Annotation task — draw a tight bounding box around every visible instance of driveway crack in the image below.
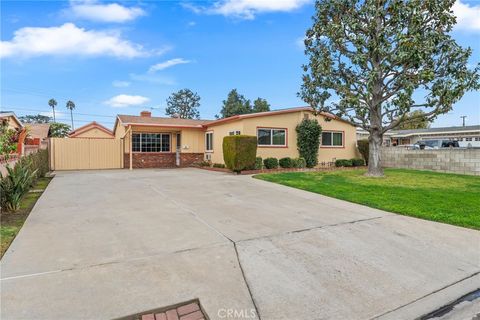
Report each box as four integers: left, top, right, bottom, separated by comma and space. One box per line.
149, 184, 262, 319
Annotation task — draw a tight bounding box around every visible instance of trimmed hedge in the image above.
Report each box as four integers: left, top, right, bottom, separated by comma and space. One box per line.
335, 159, 353, 167
254, 157, 263, 170
223, 135, 257, 173
279, 157, 294, 168
293, 157, 306, 168
296, 119, 322, 168
357, 139, 369, 165
263, 157, 279, 169
351, 158, 365, 166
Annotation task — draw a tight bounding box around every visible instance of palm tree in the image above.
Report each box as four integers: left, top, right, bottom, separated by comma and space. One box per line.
48, 98, 57, 122
66, 100, 76, 129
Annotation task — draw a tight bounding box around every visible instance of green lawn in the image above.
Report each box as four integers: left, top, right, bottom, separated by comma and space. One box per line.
1, 177, 52, 258
254, 169, 480, 230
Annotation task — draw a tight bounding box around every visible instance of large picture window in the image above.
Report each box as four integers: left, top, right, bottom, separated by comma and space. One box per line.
132, 133, 170, 152
321, 131, 343, 147
205, 132, 213, 151
257, 128, 286, 146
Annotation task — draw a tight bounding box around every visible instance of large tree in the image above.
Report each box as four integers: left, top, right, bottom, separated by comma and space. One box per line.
252, 98, 271, 113
165, 89, 201, 119
396, 110, 431, 130
49, 122, 71, 138
65, 100, 76, 129
48, 98, 57, 122
218, 89, 252, 118
300, 0, 479, 176
19, 114, 52, 124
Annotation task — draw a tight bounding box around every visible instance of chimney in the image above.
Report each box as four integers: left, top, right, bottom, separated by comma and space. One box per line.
140, 110, 151, 117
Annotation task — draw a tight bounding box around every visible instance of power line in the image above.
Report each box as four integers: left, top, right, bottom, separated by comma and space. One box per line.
2, 106, 117, 119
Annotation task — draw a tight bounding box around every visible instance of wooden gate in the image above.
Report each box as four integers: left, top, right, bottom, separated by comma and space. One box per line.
49, 138, 123, 170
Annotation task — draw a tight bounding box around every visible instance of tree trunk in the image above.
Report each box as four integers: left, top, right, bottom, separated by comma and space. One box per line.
366, 130, 384, 177
70, 110, 74, 129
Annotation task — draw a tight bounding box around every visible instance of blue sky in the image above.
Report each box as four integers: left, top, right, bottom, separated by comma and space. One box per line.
1, 0, 479, 130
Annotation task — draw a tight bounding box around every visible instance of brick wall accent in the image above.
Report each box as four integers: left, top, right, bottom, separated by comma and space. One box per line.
381, 148, 480, 176
124, 153, 204, 168
180, 153, 204, 166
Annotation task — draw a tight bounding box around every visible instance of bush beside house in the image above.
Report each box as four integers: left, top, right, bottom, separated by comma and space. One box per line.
222, 135, 257, 173
296, 119, 322, 168
263, 157, 279, 169
335, 158, 365, 167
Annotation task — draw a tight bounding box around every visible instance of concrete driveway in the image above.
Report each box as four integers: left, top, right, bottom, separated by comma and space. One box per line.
1, 168, 479, 319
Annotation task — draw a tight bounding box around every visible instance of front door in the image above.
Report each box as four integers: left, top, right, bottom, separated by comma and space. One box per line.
176, 133, 181, 166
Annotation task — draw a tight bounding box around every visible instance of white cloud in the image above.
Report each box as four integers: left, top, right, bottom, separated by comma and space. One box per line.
453, 0, 480, 31
104, 94, 150, 108
112, 80, 130, 87
184, 0, 310, 19
0, 23, 149, 59
69, 0, 145, 23
148, 58, 191, 73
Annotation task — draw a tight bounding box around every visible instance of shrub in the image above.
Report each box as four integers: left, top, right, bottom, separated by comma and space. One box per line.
357, 139, 369, 165
263, 157, 279, 169
292, 157, 307, 168
254, 157, 263, 170
223, 135, 257, 173
198, 160, 211, 167
0, 160, 37, 212
279, 157, 294, 168
213, 163, 226, 168
351, 158, 365, 166
16, 149, 49, 182
335, 159, 353, 167
296, 119, 322, 168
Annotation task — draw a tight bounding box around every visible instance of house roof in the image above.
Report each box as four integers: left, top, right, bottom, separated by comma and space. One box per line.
0, 111, 23, 129
116, 114, 214, 129
390, 125, 480, 136
115, 106, 353, 133
69, 121, 114, 138
357, 125, 480, 138
205, 106, 351, 127
24, 123, 51, 139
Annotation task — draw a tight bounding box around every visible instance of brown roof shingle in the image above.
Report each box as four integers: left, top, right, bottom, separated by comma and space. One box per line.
24, 123, 50, 139
117, 115, 213, 128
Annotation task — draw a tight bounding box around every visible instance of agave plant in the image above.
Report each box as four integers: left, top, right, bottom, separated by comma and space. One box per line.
0, 161, 37, 212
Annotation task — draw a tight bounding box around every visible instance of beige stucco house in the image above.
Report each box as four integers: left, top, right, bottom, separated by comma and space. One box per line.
113, 107, 358, 169
69, 121, 114, 139
0, 111, 23, 131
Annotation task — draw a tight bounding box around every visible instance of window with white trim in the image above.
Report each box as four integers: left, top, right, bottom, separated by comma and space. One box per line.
257, 128, 286, 146
321, 131, 343, 147
205, 132, 213, 151
132, 133, 170, 152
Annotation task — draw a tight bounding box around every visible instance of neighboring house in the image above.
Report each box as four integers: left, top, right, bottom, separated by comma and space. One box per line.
357, 125, 480, 148
114, 107, 358, 168
0, 111, 23, 131
23, 123, 51, 149
69, 121, 114, 139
